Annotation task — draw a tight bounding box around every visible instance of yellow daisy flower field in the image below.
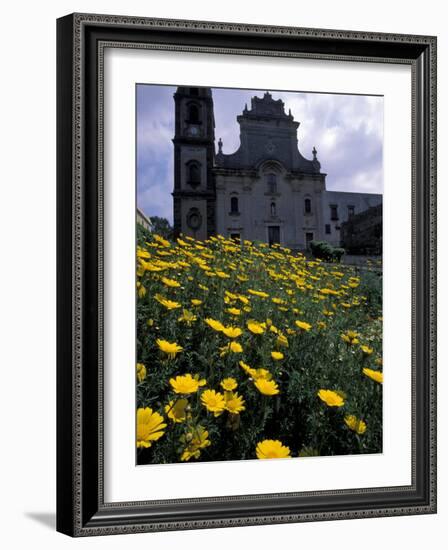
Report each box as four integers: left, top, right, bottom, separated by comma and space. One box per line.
136, 228, 383, 464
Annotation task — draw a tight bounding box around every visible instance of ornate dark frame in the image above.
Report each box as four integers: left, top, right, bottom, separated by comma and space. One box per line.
56, 13, 437, 537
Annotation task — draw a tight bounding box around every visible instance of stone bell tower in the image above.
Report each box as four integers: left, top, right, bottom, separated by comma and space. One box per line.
172, 86, 216, 240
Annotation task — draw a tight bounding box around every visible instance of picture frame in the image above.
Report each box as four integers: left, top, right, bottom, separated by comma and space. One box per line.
56, 12, 437, 536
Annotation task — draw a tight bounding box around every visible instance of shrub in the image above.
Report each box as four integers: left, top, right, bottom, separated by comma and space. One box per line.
309, 240, 345, 262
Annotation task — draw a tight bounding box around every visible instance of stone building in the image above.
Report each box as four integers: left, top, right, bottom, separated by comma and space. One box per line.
136, 207, 153, 231
172, 86, 382, 249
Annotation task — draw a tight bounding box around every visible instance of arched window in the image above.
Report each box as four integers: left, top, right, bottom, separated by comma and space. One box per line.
187, 161, 201, 186
304, 198, 312, 214
267, 174, 277, 194
230, 196, 239, 214
188, 104, 200, 123
270, 202, 276, 216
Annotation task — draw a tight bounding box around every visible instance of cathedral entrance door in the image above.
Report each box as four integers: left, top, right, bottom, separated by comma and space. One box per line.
268, 226, 280, 246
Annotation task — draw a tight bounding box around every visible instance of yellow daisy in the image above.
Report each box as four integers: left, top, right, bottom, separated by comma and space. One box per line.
201, 389, 226, 416
220, 377, 238, 391
205, 318, 225, 332
224, 392, 246, 414
363, 368, 383, 384
221, 326, 243, 338
136, 408, 166, 448
256, 439, 291, 459
317, 389, 345, 407
165, 398, 189, 423
295, 320, 312, 331
136, 362, 146, 383
154, 293, 181, 310
247, 320, 266, 335
156, 339, 183, 359
161, 276, 181, 288
341, 330, 360, 345
254, 378, 280, 396
360, 345, 374, 355
169, 374, 206, 394
344, 415, 367, 434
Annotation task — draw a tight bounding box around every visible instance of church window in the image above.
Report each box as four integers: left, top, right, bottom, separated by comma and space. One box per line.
187, 104, 200, 123
187, 161, 201, 187
267, 174, 277, 194
270, 202, 277, 216
330, 204, 339, 221
304, 198, 312, 214
325, 224, 331, 234
230, 196, 239, 214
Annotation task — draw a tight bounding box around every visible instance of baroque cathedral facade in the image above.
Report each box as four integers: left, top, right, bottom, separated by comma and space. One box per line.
172, 86, 382, 249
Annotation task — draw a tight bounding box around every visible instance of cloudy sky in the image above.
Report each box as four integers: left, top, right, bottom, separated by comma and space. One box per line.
137, 85, 383, 223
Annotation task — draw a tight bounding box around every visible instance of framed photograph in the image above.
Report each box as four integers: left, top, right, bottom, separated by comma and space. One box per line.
56, 13, 437, 536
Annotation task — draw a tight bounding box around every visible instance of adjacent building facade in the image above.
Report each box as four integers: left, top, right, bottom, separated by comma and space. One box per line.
137, 207, 153, 232
172, 86, 382, 249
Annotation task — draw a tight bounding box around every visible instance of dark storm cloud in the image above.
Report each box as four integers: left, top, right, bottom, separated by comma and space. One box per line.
137, 85, 383, 222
